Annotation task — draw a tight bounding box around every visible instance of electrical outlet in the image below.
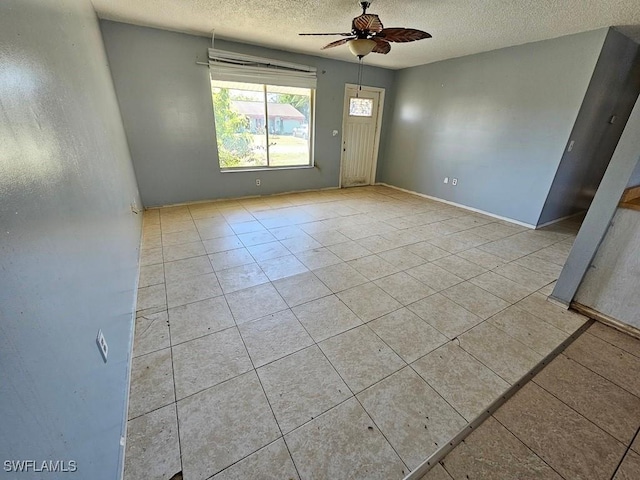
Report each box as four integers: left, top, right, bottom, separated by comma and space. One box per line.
256, 179, 261, 186
568, 140, 575, 152
96, 329, 108, 363
444, 177, 449, 184
452, 178, 458, 186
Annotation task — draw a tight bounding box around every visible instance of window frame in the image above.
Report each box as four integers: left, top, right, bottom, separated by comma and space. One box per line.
211, 80, 316, 172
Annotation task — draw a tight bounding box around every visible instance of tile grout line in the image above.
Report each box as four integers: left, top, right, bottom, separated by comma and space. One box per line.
271, 286, 415, 475
226, 284, 305, 480
559, 338, 640, 401
583, 329, 640, 360
609, 426, 640, 479
160, 210, 184, 478
402, 318, 594, 480
479, 416, 569, 480
338, 308, 480, 437
303, 321, 413, 475
529, 368, 636, 445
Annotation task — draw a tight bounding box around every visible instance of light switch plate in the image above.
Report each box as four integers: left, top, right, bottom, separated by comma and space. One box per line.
96, 329, 108, 363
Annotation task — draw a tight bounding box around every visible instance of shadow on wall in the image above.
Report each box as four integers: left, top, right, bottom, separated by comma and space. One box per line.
538, 28, 640, 226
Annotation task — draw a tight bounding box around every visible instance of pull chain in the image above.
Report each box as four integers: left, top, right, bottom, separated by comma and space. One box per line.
356, 57, 364, 97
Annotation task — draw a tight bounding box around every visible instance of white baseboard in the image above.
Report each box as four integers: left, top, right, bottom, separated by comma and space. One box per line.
376, 183, 537, 229
535, 210, 587, 228
146, 186, 341, 210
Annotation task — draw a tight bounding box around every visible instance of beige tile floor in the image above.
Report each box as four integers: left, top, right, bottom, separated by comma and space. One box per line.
423, 322, 640, 480
127, 185, 589, 480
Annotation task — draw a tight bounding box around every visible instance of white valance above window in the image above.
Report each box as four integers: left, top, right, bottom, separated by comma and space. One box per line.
208, 48, 317, 89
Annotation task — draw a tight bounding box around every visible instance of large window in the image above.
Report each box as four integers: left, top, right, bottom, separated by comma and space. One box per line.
211, 80, 314, 170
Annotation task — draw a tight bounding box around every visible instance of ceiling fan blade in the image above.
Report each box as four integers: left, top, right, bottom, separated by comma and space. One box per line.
353, 14, 384, 33
377, 28, 432, 42
372, 38, 391, 54
299, 32, 354, 36
321, 38, 355, 50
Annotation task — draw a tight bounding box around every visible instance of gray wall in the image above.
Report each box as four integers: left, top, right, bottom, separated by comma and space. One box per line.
538, 29, 640, 225
378, 29, 608, 226
100, 21, 396, 207
553, 96, 640, 305
0, 1, 141, 478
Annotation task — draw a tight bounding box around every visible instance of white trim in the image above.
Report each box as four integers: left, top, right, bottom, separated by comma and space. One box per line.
220, 165, 316, 173
535, 210, 587, 228
340, 84, 385, 188
208, 48, 316, 74
376, 183, 537, 229
208, 48, 317, 89
120, 219, 144, 480
145, 186, 341, 210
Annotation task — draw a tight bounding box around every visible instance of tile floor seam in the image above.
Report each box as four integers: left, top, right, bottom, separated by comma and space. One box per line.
585, 330, 640, 360
609, 427, 640, 480
543, 350, 640, 401
530, 369, 640, 445
482, 306, 568, 355
282, 302, 359, 398
404, 304, 485, 349
399, 317, 593, 480
364, 311, 445, 372
126, 398, 177, 423
282, 308, 362, 351
350, 394, 412, 476
488, 264, 557, 291
168, 323, 238, 348
505, 298, 579, 333
225, 291, 291, 326
201, 437, 290, 480
450, 332, 525, 386
489, 342, 630, 477
232, 302, 344, 458
558, 348, 640, 401
161, 239, 184, 478
279, 394, 356, 437
438, 285, 513, 320
167, 338, 251, 397
217, 291, 304, 480
484, 414, 570, 480
405, 358, 476, 425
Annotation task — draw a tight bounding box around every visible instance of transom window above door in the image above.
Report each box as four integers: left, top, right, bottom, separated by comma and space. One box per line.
349, 97, 374, 117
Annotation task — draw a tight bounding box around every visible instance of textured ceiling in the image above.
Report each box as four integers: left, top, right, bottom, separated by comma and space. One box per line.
92, 0, 640, 69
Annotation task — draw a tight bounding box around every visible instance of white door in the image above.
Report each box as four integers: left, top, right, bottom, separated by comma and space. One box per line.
340, 85, 384, 187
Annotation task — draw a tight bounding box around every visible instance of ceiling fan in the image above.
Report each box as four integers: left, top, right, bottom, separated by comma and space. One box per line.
299, 1, 432, 58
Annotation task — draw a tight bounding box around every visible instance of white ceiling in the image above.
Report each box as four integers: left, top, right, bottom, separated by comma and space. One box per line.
92, 0, 640, 69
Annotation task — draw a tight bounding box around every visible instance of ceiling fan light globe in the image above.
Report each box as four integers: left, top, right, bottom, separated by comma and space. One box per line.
348, 39, 376, 57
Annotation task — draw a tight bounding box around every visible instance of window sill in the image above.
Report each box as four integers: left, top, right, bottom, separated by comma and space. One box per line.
220, 165, 316, 173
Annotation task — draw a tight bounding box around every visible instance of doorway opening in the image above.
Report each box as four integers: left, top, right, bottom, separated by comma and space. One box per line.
340, 84, 385, 187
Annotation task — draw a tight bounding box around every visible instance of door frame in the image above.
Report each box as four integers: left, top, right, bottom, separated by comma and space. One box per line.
339, 84, 386, 188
